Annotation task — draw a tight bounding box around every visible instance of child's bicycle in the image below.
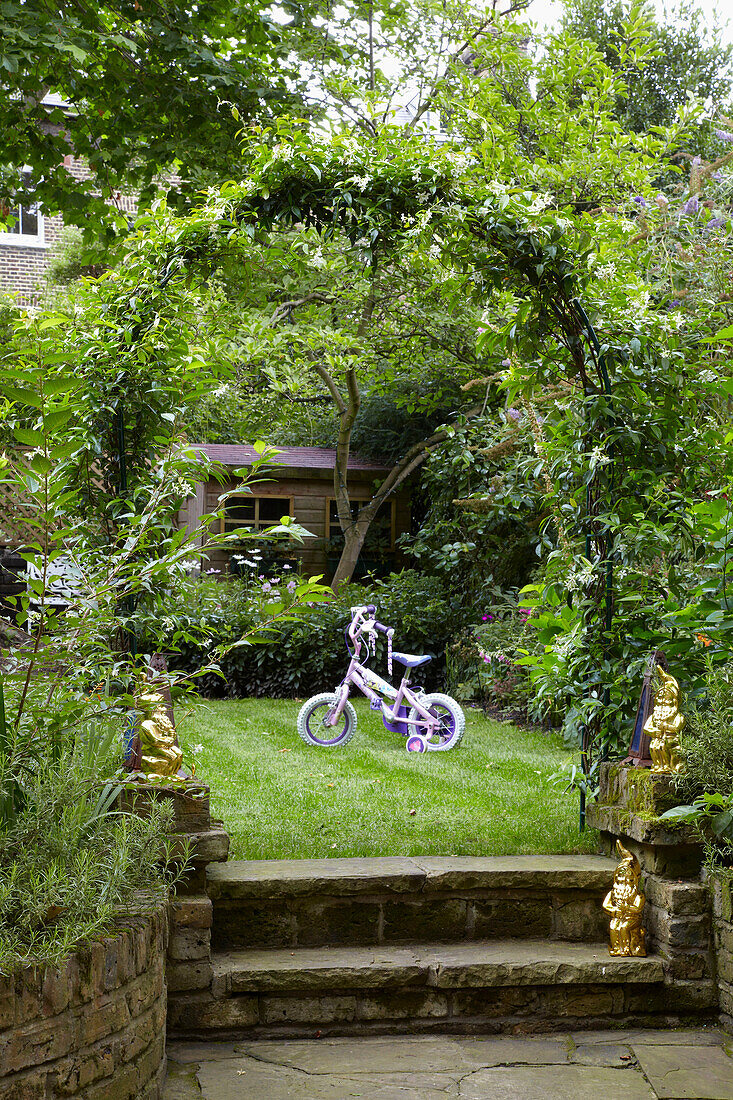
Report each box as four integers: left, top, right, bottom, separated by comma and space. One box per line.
297, 604, 465, 752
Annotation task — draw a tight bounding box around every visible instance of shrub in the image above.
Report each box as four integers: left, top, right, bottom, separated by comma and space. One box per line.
677, 661, 733, 803
447, 590, 539, 715
164, 569, 464, 697
0, 717, 175, 971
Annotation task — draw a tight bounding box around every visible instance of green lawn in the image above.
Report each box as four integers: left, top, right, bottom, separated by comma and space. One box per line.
177, 698, 597, 860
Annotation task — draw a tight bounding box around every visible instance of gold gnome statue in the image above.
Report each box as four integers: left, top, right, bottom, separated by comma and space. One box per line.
603, 841, 647, 957
137, 690, 183, 778
643, 666, 685, 775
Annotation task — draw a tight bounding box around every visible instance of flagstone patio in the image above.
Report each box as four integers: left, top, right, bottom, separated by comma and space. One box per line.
164, 1027, 733, 1099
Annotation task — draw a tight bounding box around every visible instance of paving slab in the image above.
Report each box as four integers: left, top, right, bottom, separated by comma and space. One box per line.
412, 855, 615, 892
571, 1027, 725, 1045
213, 939, 663, 996
232, 1035, 570, 1074
168, 1040, 244, 1063
425, 939, 663, 988
459, 1065, 656, 1099
206, 855, 618, 900
164, 1061, 207, 1099
221, 945, 426, 993
632, 1042, 733, 1099
196, 1058, 457, 1098
567, 1041, 635, 1066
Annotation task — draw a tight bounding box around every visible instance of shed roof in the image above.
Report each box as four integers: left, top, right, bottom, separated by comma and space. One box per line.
194, 444, 391, 472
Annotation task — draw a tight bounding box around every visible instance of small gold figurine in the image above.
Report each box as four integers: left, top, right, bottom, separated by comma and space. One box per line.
643, 667, 685, 774
603, 841, 647, 957
137, 690, 183, 778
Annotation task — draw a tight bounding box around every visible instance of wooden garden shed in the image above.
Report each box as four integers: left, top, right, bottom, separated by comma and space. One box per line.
181, 444, 412, 582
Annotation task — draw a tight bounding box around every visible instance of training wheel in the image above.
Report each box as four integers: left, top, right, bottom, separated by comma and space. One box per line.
406, 734, 428, 753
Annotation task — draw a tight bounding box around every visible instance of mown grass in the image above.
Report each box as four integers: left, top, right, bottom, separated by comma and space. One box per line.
177, 698, 597, 860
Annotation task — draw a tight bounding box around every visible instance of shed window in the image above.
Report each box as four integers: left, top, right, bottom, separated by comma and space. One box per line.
222, 495, 292, 533
327, 498, 395, 550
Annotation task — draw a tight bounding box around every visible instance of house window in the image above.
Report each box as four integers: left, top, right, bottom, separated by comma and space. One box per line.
221, 495, 293, 533
0, 171, 45, 248
327, 498, 396, 551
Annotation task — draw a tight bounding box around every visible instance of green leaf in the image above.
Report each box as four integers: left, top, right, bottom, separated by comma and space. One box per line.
3, 385, 41, 408
13, 427, 44, 446
29, 454, 52, 477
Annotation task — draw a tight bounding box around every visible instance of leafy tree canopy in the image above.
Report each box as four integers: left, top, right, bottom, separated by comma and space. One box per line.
561, 0, 733, 138
0, 0, 327, 236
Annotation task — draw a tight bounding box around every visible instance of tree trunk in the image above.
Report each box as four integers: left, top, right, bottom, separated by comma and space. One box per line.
329, 412, 480, 591
331, 515, 372, 592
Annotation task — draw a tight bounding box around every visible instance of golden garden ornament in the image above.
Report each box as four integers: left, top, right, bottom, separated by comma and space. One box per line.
644, 667, 685, 775
603, 841, 647, 957
136, 690, 184, 778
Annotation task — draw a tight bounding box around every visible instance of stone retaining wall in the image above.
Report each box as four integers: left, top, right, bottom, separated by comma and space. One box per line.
707, 871, 733, 1032
589, 763, 718, 1018
0, 899, 168, 1100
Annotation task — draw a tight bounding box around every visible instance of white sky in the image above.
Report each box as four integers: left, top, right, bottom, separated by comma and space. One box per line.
527, 0, 733, 44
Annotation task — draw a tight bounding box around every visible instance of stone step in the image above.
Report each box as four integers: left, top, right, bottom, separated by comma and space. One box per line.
207, 855, 617, 949
217, 939, 664, 992
167, 939, 679, 1040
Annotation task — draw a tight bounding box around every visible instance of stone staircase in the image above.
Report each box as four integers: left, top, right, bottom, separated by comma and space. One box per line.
164, 854, 710, 1040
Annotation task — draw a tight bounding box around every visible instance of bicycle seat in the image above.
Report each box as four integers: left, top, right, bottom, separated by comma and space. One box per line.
392, 651, 432, 668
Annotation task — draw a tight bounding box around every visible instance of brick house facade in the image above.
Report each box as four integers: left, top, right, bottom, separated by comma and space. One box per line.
0, 100, 137, 304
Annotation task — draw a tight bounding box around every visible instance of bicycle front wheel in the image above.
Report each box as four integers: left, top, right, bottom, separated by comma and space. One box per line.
297, 692, 357, 748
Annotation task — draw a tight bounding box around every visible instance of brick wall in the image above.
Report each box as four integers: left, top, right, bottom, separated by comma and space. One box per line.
0, 897, 168, 1100
0, 155, 137, 306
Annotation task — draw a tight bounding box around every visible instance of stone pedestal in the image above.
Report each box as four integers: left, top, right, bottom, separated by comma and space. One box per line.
119, 782, 229, 1007
588, 763, 716, 1013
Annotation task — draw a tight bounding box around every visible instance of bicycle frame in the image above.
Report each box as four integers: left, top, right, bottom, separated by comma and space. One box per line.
326, 608, 437, 731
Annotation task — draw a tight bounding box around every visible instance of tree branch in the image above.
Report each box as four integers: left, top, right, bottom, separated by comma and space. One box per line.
270, 292, 335, 325
311, 361, 347, 416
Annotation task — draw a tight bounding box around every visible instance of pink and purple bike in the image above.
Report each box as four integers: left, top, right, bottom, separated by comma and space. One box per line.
297, 604, 465, 752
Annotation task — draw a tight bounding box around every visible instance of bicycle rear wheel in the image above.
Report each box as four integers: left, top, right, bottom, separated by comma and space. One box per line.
407, 693, 465, 750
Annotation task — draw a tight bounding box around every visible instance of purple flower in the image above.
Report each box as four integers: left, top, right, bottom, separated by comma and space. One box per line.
692, 155, 702, 167
667, 299, 681, 310
287, 580, 297, 593
705, 217, 725, 232
682, 195, 699, 216
507, 407, 522, 421
716, 129, 733, 144
632, 195, 647, 206
261, 581, 272, 593
481, 615, 488, 621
